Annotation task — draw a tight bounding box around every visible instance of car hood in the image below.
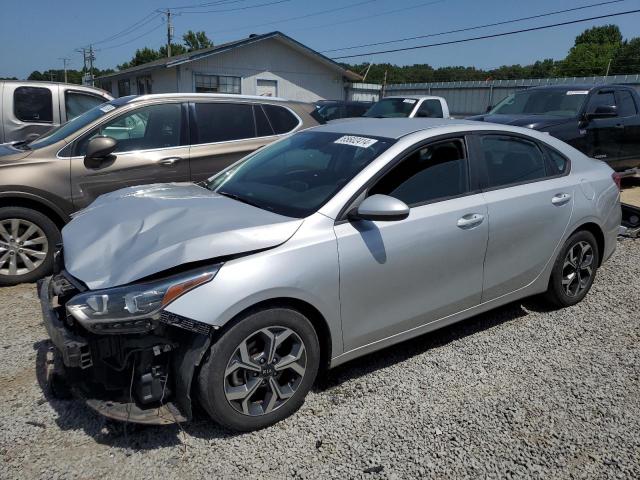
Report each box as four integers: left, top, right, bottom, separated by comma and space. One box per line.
0, 143, 33, 163
466, 114, 571, 129
62, 183, 304, 290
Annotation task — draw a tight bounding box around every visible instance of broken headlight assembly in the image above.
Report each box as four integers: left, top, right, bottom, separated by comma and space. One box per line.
66, 264, 221, 334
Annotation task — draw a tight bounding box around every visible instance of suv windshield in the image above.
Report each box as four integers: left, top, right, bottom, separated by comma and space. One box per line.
28, 97, 129, 150
205, 131, 395, 218
490, 89, 588, 117
364, 98, 417, 118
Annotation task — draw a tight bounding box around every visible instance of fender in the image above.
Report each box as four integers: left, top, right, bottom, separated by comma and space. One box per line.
0, 188, 73, 223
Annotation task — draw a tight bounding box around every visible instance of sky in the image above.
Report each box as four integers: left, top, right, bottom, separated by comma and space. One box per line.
1, 0, 640, 79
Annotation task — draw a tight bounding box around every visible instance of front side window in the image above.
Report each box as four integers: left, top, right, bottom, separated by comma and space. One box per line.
206, 131, 395, 218
194, 103, 255, 144
586, 91, 616, 114
364, 98, 417, 118
416, 99, 444, 118
491, 89, 588, 117
480, 135, 547, 188
76, 103, 183, 155
65, 91, 106, 121
118, 79, 131, 97
14, 86, 53, 123
615, 90, 637, 117
195, 74, 241, 94
370, 139, 468, 205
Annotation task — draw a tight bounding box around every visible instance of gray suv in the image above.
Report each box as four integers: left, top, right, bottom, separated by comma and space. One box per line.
0, 93, 319, 285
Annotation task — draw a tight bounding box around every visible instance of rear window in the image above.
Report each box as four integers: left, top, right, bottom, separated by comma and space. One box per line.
14, 86, 53, 123
263, 104, 300, 134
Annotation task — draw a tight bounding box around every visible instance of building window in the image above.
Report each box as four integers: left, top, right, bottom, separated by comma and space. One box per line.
136, 75, 152, 95
118, 79, 131, 97
100, 80, 112, 94
194, 74, 241, 94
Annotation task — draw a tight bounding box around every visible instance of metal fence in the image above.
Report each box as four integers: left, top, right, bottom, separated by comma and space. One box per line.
346, 74, 640, 116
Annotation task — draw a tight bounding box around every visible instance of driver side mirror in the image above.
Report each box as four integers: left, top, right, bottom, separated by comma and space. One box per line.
349, 194, 410, 222
585, 104, 617, 120
485, 105, 493, 113
84, 136, 117, 167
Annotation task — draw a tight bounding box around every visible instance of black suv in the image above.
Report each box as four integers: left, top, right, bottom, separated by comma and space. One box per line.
468, 84, 640, 171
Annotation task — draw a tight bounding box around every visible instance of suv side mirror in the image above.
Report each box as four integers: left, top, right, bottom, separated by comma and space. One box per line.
85, 136, 117, 161
586, 104, 617, 120
349, 194, 410, 222
485, 105, 493, 113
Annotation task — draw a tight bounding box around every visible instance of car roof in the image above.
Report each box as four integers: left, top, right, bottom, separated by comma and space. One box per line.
383, 95, 444, 100
127, 93, 300, 104
311, 118, 480, 139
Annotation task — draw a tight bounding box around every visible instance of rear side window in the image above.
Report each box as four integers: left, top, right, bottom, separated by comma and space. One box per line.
14, 87, 53, 123
65, 91, 106, 121
615, 90, 638, 117
416, 99, 443, 118
480, 135, 547, 188
263, 104, 300, 134
194, 103, 255, 144
254, 105, 274, 137
544, 146, 569, 175
370, 139, 468, 205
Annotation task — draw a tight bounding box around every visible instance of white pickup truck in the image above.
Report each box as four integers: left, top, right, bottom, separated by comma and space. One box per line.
0, 81, 112, 143
363, 95, 451, 119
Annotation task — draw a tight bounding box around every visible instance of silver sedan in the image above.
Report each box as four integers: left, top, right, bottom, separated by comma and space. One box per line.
42, 118, 621, 431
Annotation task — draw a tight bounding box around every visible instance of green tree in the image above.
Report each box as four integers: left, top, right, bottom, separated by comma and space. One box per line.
611, 38, 640, 74
183, 30, 213, 51
117, 47, 162, 70
560, 25, 622, 76
575, 24, 623, 46
159, 43, 187, 57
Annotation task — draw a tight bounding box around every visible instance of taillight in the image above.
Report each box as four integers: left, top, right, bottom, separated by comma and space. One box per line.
612, 172, 622, 190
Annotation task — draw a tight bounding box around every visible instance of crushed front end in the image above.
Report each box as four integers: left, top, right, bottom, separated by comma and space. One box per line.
38, 264, 220, 425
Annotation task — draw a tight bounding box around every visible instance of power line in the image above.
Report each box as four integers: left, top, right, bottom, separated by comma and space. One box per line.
332, 8, 640, 59
323, 0, 627, 53
89, 12, 162, 46
169, 0, 249, 10
98, 22, 165, 50
180, 0, 292, 14
209, 0, 380, 34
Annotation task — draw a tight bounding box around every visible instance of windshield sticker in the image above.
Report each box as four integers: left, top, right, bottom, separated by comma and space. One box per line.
566, 90, 589, 95
100, 104, 116, 113
334, 135, 379, 149
403, 99, 417, 104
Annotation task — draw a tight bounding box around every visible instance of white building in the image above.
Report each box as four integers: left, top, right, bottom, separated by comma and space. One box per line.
97, 31, 361, 102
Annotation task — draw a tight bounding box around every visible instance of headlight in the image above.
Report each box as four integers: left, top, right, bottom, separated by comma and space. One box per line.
66, 264, 220, 333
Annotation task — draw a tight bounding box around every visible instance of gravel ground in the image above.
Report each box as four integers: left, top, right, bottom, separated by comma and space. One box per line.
1, 239, 639, 480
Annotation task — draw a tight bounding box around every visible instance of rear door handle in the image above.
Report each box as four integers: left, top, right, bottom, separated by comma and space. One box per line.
457, 213, 485, 229
551, 193, 572, 206
158, 157, 182, 166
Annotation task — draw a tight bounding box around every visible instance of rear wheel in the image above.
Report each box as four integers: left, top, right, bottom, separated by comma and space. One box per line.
198, 308, 320, 431
543, 230, 599, 308
0, 207, 60, 286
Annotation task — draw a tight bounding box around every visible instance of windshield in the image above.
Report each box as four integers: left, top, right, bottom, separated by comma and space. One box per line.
364, 98, 417, 118
490, 89, 588, 117
28, 98, 126, 150
205, 131, 395, 218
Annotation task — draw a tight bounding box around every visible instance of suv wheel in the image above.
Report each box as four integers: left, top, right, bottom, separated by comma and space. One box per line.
543, 230, 599, 308
0, 207, 61, 286
198, 308, 320, 431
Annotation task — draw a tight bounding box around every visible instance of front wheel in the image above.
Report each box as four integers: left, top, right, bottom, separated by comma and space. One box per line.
198, 308, 320, 431
543, 230, 599, 308
0, 207, 61, 286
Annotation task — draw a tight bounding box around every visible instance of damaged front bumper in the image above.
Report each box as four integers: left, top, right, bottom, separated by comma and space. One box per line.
38, 274, 213, 425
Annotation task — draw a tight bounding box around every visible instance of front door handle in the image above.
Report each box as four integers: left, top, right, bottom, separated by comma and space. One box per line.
551, 193, 572, 206
457, 213, 485, 229
158, 157, 182, 166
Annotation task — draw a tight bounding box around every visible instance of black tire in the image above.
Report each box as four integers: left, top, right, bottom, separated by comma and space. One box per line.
0, 207, 61, 286
198, 308, 320, 432
543, 230, 599, 308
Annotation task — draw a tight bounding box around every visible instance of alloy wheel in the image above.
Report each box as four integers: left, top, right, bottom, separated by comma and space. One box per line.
561, 240, 594, 297
0, 219, 48, 276
224, 326, 307, 416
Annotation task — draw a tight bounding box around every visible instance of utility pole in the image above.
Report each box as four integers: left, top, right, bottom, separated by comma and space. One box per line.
361, 63, 372, 83
380, 69, 388, 99
605, 58, 612, 77
88, 45, 95, 86
58, 57, 70, 83
166, 9, 173, 58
